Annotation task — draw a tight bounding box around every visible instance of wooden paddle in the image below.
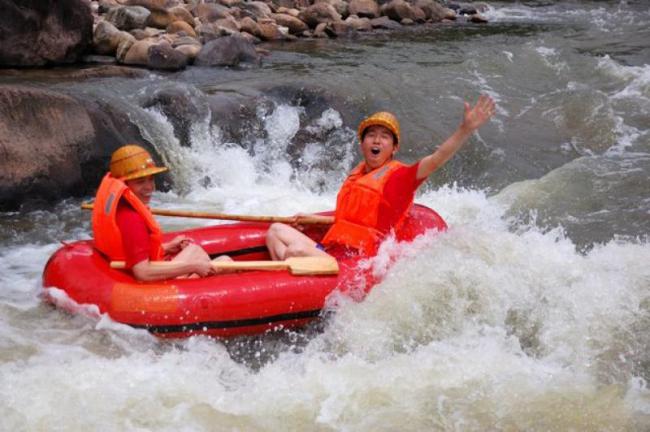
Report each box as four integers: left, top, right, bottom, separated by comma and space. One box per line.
110, 256, 339, 275
81, 202, 333, 225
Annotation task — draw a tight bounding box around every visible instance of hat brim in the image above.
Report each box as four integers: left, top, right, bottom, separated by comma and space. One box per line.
120, 166, 168, 181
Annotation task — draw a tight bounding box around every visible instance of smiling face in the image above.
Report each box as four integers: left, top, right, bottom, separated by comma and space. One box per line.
360, 125, 398, 170
126, 175, 155, 205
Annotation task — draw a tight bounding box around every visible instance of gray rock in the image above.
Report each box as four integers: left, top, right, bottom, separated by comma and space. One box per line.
414, 0, 449, 21
348, 0, 380, 19
106, 6, 151, 31
147, 41, 188, 70
381, 0, 424, 22
272, 13, 309, 35
194, 36, 261, 67
369, 15, 402, 29
298, 3, 342, 29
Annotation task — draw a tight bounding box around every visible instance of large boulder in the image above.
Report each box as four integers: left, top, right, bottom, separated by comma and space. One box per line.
122, 39, 157, 65
241, 1, 274, 20
0, 86, 94, 209
191, 3, 232, 22
0, 0, 92, 66
348, 0, 380, 18
298, 3, 342, 29
194, 36, 261, 67
106, 6, 151, 31
93, 20, 135, 56
0, 84, 168, 210
272, 13, 309, 35
147, 41, 188, 70
381, 0, 425, 22
414, 0, 452, 21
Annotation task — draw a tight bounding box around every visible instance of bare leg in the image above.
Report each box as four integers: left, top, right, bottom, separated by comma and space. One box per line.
266, 223, 331, 261
171, 243, 232, 277
171, 243, 211, 264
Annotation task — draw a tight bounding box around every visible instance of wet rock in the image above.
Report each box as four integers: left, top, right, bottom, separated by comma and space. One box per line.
298, 3, 342, 29
469, 14, 488, 23
414, 0, 450, 22
218, 0, 244, 7
191, 3, 232, 23
141, 86, 206, 146
326, 22, 356, 37
240, 17, 263, 38
116, 36, 136, 62
98, 0, 120, 14
81, 55, 118, 65
174, 43, 201, 62
123, 0, 166, 11
313, 22, 330, 38
241, 1, 274, 20
258, 83, 360, 170
93, 21, 135, 55
194, 35, 261, 67
314, 0, 349, 18
381, 0, 425, 23
348, 0, 380, 19
168, 6, 195, 28
196, 23, 232, 43
166, 20, 197, 38
369, 15, 402, 29
172, 35, 201, 48
122, 39, 157, 65
0, 0, 93, 66
239, 31, 262, 45
146, 8, 177, 28
257, 20, 289, 41
271, 13, 309, 35
215, 17, 242, 33
277, 7, 301, 17
206, 92, 261, 144
345, 15, 372, 31
0, 86, 94, 210
106, 6, 151, 31
147, 41, 188, 70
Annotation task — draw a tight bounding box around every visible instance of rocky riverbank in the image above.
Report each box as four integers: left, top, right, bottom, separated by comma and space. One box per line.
0, 0, 489, 211
0, 0, 488, 70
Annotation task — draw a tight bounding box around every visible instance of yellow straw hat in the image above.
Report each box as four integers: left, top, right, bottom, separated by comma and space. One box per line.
109, 145, 168, 181
357, 111, 401, 145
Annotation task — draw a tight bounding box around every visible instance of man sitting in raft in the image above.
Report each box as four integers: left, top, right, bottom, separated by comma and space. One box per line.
266, 95, 496, 259
92, 145, 229, 281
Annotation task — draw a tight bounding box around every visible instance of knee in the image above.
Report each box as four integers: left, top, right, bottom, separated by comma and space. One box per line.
185, 243, 209, 261
267, 223, 287, 241
285, 243, 310, 258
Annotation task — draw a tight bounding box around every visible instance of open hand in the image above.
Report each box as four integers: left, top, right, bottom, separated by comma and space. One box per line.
461, 94, 496, 132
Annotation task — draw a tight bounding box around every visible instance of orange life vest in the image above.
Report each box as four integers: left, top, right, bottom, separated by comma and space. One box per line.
322, 160, 411, 255
91, 173, 164, 263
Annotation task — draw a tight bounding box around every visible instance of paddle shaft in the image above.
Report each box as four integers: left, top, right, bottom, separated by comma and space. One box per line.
110, 256, 339, 275
81, 203, 332, 225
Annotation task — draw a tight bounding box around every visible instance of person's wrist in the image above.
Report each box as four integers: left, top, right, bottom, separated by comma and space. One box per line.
458, 123, 474, 135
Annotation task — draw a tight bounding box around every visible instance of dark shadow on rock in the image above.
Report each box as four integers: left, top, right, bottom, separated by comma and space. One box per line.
0, 0, 93, 66
141, 85, 207, 147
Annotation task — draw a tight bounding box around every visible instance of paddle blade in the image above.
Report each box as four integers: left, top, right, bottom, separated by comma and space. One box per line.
285, 256, 339, 275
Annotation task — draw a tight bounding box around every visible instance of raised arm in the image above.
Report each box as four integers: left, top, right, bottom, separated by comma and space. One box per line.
416, 95, 496, 180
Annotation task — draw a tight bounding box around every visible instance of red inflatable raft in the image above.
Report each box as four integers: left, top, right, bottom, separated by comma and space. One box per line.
42, 204, 446, 338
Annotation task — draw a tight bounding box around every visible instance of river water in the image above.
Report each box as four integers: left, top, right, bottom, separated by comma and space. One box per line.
1, 1, 649, 430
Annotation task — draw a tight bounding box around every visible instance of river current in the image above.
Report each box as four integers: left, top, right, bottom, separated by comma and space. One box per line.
1, 1, 649, 430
